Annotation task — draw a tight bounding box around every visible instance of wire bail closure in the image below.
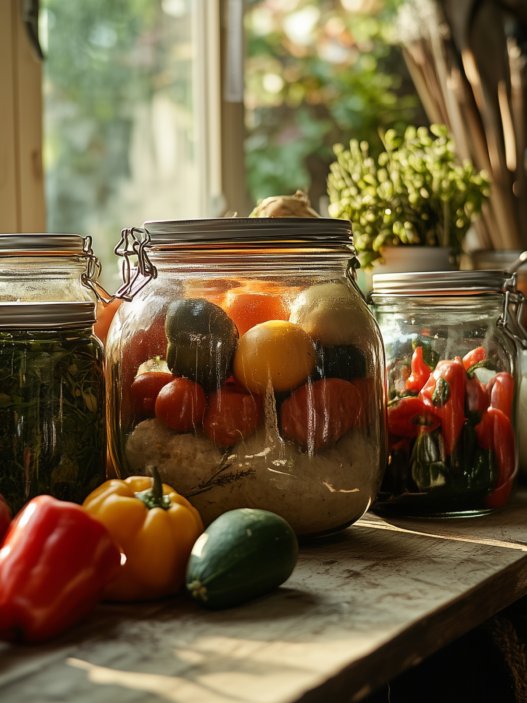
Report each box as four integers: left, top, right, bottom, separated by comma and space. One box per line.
81, 228, 158, 304
499, 269, 527, 350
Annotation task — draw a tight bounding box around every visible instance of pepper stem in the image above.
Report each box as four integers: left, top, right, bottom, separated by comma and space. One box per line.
134, 465, 172, 511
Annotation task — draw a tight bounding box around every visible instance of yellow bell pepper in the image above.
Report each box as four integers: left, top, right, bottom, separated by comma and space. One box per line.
83, 467, 203, 602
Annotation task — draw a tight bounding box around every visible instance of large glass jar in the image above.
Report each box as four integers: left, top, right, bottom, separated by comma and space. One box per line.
106, 218, 387, 537
0, 302, 106, 515
371, 270, 521, 517
0, 234, 102, 303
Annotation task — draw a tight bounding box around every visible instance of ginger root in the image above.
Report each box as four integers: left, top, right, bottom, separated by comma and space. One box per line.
249, 190, 321, 218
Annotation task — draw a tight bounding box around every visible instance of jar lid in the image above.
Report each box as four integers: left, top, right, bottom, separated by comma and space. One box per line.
0, 302, 97, 329
0, 234, 86, 254
371, 270, 508, 296
142, 217, 353, 247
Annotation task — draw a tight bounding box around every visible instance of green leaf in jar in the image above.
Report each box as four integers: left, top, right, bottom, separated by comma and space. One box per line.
432, 377, 450, 407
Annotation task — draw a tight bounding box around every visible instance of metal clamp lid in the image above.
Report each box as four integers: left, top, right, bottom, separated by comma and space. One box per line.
0, 301, 97, 329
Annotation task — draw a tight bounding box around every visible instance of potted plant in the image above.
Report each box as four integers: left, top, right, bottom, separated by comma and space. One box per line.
327, 125, 490, 275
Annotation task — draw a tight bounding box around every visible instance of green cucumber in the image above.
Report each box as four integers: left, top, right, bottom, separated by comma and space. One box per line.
186, 509, 299, 610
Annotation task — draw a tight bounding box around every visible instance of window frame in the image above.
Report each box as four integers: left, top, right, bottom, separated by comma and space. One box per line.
0, 0, 46, 234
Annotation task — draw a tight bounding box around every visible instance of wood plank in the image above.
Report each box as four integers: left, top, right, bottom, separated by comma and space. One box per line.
0, 0, 19, 232
2, 511, 527, 703
361, 486, 527, 550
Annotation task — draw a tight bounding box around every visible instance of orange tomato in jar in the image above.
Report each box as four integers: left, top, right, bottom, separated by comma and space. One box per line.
94, 299, 123, 345
203, 383, 264, 447
155, 378, 207, 432
223, 291, 289, 337
233, 320, 316, 393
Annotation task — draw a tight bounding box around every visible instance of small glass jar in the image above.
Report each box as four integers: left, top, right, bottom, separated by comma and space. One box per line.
371, 270, 521, 517
106, 218, 387, 537
0, 234, 102, 303
0, 302, 106, 514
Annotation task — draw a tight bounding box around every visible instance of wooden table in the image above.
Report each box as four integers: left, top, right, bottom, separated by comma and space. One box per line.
3, 490, 527, 703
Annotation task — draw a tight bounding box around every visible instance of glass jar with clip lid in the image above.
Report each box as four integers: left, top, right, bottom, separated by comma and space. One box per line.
105, 219, 387, 537
371, 269, 524, 517
0, 234, 107, 303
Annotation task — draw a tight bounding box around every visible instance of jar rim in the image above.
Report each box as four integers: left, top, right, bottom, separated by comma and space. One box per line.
371, 269, 508, 296
142, 217, 354, 249
0, 234, 87, 255
0, 302, 96, 329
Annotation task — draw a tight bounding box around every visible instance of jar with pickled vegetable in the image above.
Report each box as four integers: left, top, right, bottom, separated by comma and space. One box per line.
371, 270, 522, 517
0, 302, 106, 515
106, 218, 387, 537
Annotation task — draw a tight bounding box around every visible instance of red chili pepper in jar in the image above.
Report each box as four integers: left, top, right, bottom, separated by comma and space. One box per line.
475, 408, 516, 509
0, 495, 11, 543
420, 360, 466, 456
466, 376, 488, 416
487, 372, 514, 420
406, 346, 431, 392
462, 347, 486, 370
387, 396, 440, 438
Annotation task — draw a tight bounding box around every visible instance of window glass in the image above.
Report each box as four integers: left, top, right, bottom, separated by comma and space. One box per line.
245, 0, 424, 210
41, 0, 199, 287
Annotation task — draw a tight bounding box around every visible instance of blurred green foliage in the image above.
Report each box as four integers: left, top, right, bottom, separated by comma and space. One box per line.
42, 0, 192, 282
245, 0, 424, 206
328, 125, 490, 267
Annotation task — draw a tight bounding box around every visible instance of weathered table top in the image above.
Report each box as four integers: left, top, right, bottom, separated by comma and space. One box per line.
3, 490, 527, 703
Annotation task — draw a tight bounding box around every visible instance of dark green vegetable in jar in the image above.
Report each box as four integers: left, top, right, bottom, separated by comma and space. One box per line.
0, 329, 105, 515
165, 298, 239, 391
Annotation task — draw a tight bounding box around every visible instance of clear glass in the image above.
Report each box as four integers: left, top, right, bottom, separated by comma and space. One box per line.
106, 245, 387, 537
0, 256, 95, 303
0, 327, 105, 515
373, 294, 519, 517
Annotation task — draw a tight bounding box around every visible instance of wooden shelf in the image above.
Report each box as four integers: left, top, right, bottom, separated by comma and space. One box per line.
3, 489, 527, 703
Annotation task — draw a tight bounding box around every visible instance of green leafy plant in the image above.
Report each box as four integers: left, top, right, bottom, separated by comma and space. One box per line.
327, 124, 490, 268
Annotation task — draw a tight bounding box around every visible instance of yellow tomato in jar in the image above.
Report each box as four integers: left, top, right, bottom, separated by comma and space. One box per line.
233, 320, 316, 393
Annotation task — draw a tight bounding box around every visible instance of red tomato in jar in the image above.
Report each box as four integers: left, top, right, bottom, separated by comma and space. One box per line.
130, 372, 174, 416
155, 378, 207, 432
203, 385, 264, 447
121, 317, 169, 422
280, 378, 362, 452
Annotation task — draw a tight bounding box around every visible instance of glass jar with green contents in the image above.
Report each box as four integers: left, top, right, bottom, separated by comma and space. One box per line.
0, 302, 105, 515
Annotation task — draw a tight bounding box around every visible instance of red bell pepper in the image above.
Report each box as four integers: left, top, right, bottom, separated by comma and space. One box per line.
487, 372, 514, 420
420, 360, 466, 456
0, 496, 120, 643
466, 376, 487, 415
0, 495, 11, 543
387, 396, 440, 438
475, 408, 516, 509
406, 346, 431, 392
462, 347, 486, 370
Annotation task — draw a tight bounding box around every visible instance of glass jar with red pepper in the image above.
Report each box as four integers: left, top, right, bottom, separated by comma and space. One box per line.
371, 270, 522, 517
106, 219, 387, 537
